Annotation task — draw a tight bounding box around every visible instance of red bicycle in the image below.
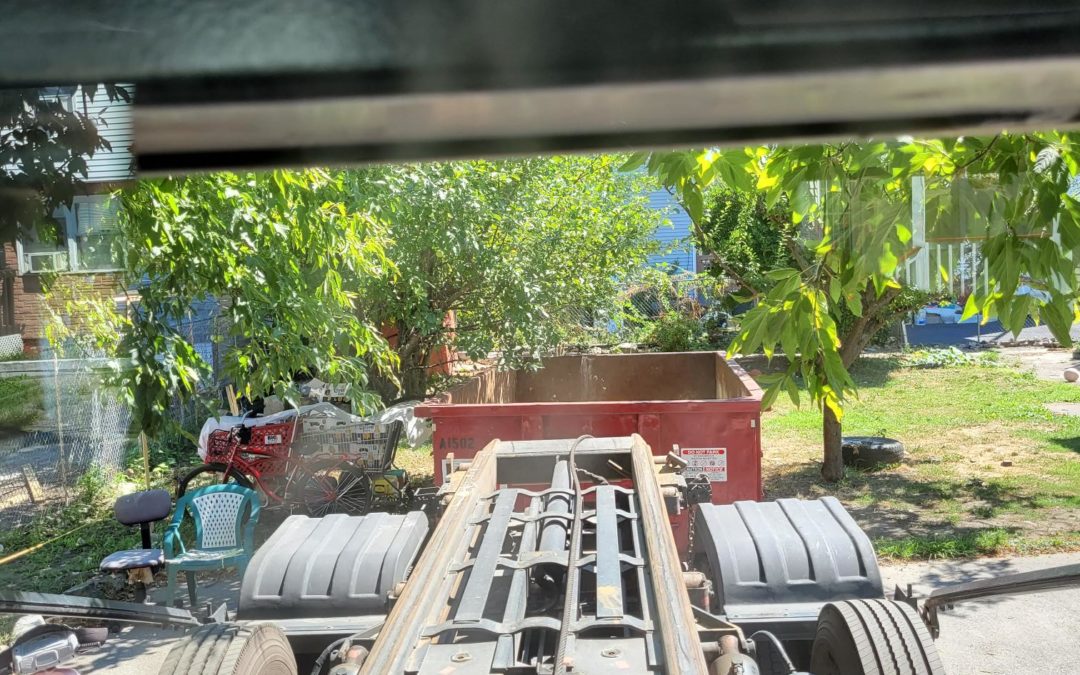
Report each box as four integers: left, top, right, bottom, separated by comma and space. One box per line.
177, 412, 402, 517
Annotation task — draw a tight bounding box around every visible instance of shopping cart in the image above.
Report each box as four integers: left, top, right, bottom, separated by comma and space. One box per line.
178, 406, 407, 516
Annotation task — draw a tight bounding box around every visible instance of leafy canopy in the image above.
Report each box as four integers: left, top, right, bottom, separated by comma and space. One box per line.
632, 133, 1080, 418
353, 156, 662, 396
114, 169, 395, 435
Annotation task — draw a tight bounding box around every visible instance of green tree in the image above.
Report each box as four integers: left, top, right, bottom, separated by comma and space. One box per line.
0, 85, 130, 240
632, 134, 1080, 481
111, 169, 396, 435
696, 186, 796, 297
354, 156, 663, 399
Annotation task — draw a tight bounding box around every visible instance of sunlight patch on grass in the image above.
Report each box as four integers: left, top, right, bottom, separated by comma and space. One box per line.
759, 355, 1080, 556
875, 530, 1080, 561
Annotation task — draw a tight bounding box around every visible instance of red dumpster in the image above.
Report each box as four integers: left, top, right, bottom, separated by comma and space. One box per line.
415, 351, 763, 504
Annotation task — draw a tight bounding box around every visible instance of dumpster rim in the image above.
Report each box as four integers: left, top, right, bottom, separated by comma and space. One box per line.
414, 397, 762, 418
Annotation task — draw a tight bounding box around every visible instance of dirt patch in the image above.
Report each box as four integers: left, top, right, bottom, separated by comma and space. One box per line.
999, 345, 1080, 381
1046, 402, 1080, 416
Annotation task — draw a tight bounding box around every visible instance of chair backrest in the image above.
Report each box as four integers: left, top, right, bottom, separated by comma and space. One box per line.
115, 489, 172, 526
174, 484, 258, 551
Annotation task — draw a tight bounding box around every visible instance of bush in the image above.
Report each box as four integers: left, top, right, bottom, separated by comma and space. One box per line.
905, 347, 998, 369
645, 312, 708, 352
125, 415, 203, 479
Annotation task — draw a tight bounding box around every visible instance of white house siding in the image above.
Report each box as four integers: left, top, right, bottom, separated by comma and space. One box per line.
74, 84, 134, 184
646, 188, 696, 271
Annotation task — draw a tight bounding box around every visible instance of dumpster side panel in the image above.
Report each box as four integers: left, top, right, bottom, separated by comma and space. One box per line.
432, 415, 522, 482
542, 413, 639, 443
655, 408, 762, 502
428, 405, 761, 502
420, 352, 763, 497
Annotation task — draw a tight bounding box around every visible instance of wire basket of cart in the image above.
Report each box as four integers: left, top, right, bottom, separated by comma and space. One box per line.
178, 404, 407, 516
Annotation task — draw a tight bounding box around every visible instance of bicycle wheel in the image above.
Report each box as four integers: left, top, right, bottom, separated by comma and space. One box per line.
299, 461, 371, 516
177, 463, 253, 497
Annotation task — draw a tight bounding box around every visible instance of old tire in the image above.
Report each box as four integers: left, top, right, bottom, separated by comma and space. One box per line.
158, 622, 296, 675
809, 599, 945, 675
842, 437, 905, 469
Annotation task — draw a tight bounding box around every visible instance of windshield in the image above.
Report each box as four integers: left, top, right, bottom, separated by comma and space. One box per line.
2, 8, 1080, 675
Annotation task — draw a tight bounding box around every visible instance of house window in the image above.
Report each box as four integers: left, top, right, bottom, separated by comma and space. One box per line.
20, 214, 71, 273
73, 195, 122, 271
16, 195, 122, 274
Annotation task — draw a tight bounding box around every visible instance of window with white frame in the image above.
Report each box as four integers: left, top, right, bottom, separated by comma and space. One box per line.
73, 195, 122, 271
17, 194, 122, 273
19, 214, 70, 273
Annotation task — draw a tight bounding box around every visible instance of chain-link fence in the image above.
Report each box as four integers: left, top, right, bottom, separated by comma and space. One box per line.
0, 298, 239, 526
0, 358, 131, 526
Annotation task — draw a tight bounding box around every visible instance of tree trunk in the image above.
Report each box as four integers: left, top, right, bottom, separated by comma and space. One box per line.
400, 364, 429, 401
396, 332, 431, 401
821, 404, 845, 482
820, 285, 902, 482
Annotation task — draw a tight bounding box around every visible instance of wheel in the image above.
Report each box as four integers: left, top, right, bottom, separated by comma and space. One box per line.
809, 599, 945, 675
299, 461, 371, 516
177, 463, 253, 497
158, 622, 296, 675
841, 436, 906, 469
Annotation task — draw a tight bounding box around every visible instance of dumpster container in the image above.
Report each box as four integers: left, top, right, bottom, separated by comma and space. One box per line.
415, 351, 763, 504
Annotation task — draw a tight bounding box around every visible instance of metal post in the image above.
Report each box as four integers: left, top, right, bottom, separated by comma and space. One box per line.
53, 352, 68, 505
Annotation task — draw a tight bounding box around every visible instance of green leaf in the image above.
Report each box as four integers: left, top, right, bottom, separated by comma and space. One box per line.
844, 293, 863, 318
784, 374, 801, 406
683, 187, 704, 224
960, 292, 980, 322
764, 268, 800, 281
828, 277, 842, 302
620, 152, 649, 173
760, 382, 782, 411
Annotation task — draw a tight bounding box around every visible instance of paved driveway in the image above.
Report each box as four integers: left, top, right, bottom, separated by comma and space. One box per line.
881, 552, 1080, 675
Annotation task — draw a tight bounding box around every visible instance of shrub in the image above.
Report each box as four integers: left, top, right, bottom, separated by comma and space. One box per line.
645, 312, 707, 352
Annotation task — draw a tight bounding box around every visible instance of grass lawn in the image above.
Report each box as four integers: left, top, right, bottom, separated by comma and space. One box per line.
758, 354, 1080, 560
0, 473, 134, 643
0, 375, 43, 433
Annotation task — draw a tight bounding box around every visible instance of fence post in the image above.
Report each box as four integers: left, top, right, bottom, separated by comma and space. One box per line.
53, 352, 69, 505
139, 432, 151, 491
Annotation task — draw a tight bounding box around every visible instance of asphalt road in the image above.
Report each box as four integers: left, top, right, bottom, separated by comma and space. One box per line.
881, 552, 1080, 675
55, 552, 1080, 674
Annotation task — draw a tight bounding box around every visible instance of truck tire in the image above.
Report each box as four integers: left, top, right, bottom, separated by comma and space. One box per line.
809, 599, 945, 675
158, 623, 296, 675
842, 437, 905, 469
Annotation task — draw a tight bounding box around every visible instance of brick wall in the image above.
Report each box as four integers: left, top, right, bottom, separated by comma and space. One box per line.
2, 243, 124, 353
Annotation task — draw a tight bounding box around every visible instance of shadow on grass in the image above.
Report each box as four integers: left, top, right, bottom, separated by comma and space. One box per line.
737, 354, 906, 390
1045, 435, 1080, 455
849, 356, 906, 388
762, 457, 1060, 545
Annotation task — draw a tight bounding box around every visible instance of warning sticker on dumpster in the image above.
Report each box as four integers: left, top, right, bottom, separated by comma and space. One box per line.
682, 447, 727, 482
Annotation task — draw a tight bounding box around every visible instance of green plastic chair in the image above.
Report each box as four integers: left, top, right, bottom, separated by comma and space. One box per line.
163, 483, 259, 608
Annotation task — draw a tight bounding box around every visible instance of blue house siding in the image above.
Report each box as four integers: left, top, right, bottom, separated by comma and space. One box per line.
646, 188, 696, 272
